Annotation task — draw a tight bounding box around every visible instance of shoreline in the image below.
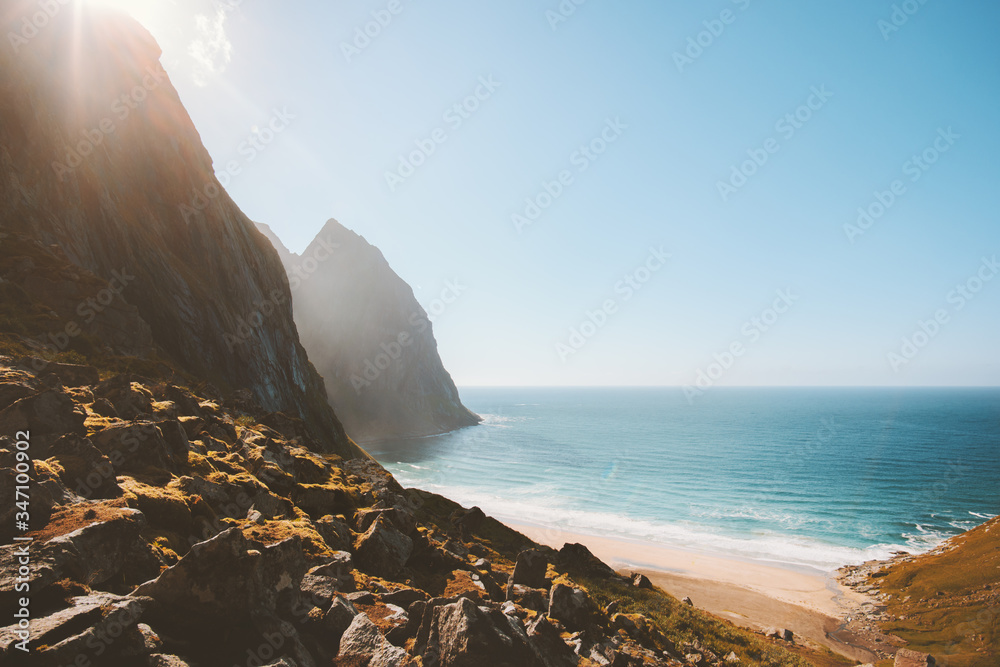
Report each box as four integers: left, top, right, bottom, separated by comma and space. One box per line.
506, 520, 879, 663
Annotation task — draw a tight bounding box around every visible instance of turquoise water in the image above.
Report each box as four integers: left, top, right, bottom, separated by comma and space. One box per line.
366, 388, 1000, 573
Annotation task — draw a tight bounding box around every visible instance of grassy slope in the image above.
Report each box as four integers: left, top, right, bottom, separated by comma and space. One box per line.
872, 516, 1000, 667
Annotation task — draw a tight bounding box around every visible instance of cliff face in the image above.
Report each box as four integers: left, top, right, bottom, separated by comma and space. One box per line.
257, 221, 480, 442
0, 5, 361, 457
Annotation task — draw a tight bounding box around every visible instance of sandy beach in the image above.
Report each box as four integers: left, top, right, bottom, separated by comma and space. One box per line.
508, 521, 878, 663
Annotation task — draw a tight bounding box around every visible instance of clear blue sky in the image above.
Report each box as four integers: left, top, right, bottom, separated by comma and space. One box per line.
91, 0, 999, 386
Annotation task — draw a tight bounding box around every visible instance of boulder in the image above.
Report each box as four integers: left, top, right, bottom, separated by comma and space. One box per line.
631, 573, 652, 589
47, 433, 122, 499
133, 528, 308, 631
95, 377, 154, 419
895, 649, 936, 667
508, 549, 549, 592
0, 380, 34, 412
338, 613, 414, 666
450, 506, 486, 538
526, 614, 578, 666
383, 587, 430, 608
322, 595, 359, 644
47, 506, 148, 586
354, 514, 413, 578
91, 397, 119, 418
557, 542, 617, 578
90, 422, 181, 473
509, 585, 548, 613
548, 584, 594, 630
0, 505, 149, 600
0, 389, 86, 449
314, 514, 353, 551
681, 596, 693, 606
422, 597, 540, 667
0, 592, 150, 663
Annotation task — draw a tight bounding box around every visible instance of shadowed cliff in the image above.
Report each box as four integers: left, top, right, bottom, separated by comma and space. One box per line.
257, 220, 480, 443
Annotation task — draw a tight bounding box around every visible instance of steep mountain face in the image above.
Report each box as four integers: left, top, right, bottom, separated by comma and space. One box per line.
257, 220, 480, 442
0, 5, 361, 458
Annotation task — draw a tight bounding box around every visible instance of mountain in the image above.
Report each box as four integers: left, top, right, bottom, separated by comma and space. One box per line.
257, 220, 480, 442
0, 3, 361, 458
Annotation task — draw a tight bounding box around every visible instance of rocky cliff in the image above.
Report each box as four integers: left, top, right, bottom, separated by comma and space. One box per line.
257, 221, 480, 442
0, 4, 360, 458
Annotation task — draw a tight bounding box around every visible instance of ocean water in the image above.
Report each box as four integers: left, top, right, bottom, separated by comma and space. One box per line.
366, 388, 1000, 573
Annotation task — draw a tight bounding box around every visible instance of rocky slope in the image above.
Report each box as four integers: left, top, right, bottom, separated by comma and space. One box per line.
0, 356, 817, 666
0, 3, 358, 457
257, 221, 479, 443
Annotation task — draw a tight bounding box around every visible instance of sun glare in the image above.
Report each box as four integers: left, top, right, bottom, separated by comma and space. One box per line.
80, 0, 173, 42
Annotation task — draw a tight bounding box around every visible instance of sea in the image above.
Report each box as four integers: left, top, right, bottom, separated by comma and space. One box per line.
365, 387, 1000, 574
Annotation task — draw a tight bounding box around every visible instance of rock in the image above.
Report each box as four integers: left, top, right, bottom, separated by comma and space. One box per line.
0, 380, 34, 412
300, 573, 344, 609
47, 433, 122, 498
96, 377, 155, 419
557, 542, 618, 578
681, 596, 693, 606
338, 613, 414, 666
631, 573, 653, 589
47, 506, 147, 586
91, 397, 119, 418
548, 584, 594, 630
322, 595, 359, 644
354, 514, 413, 578
20, 359, 99, 387
383, 587, 430, 608
450, 506, 486, 537
509, 585, 549, 613
509, 548, 549, 592
137, 622, 163, 651
0, 389, 86, 449
781, 628, 794, 642
90, 422, 182, 473
895, 649, 936, 667
0, 592, 150, 663
149, 656, 196, 666
293, 483, 353, 519
310, 550, 353, 577
422, 597, 540, 667
764, 627, 781, 639
725, 651, 740, 663
526, 614, 578, 666
346, 591, 376, 605
133, 528, 308, 632
605, 600, 620, 615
